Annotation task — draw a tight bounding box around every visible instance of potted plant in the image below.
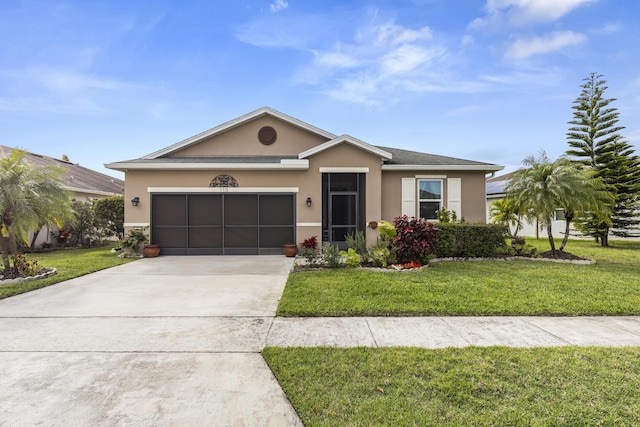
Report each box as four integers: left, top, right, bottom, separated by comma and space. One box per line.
142, 243, 161, 258
282, 243, 298, 257
120, 228, 149, 256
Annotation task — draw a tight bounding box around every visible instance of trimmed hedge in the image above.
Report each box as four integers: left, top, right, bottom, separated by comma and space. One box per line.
434, 223, 508, 258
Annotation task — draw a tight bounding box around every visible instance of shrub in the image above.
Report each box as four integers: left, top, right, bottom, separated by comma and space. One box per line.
369, 242, 396, 268
434, 223, 508, 258
93, 195, 125, 239
322, 243, 343, 268
435, 207, 463, 223
339, 248, 361, 268
120, 227, 148, 255
301, 236, 318, 250
378, 220, 397, 239
510, 236, 537, 256
11, 254, 41, 277
345, 231, 368, 258
393, 215, 439, 264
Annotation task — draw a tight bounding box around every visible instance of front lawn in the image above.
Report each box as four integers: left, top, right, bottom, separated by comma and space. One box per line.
263, 346, 640, 426
0, 246, 135, 299
277, 239, 640, 316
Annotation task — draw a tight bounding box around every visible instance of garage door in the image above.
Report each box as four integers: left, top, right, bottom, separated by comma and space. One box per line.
151, 193, 295, 255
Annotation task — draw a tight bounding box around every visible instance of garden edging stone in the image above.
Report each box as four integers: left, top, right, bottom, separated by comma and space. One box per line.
430, 256, 595, 265
0, 268, 57, 286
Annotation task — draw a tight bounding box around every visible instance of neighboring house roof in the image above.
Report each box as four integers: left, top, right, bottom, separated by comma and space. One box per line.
0, 145, 124, 197
486, 172, 515, 197
105, 107, 503, 173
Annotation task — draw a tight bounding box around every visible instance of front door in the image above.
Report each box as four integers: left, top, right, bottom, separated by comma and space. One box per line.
322, 173, 365, 249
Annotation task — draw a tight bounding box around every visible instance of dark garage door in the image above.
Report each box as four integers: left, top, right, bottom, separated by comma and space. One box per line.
151, 193, 295, 255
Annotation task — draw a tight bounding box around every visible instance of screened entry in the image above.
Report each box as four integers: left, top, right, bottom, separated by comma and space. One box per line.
151, 193, 295, 255
322, 173, 366, 249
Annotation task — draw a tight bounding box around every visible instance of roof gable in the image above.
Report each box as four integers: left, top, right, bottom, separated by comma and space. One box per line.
144, 107, 337, 159
299, 135, 393, 160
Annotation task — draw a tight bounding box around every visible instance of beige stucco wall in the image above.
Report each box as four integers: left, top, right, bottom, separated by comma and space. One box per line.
170, 116, 330, 157
307, 143, 384, 246
124, 142, 386, 246
121, 115, 493, 250
381, 170, 488, 223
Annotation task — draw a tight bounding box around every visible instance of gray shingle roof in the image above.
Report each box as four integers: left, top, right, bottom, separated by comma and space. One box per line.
0, 145, 124, 195
377, 146, 498, 167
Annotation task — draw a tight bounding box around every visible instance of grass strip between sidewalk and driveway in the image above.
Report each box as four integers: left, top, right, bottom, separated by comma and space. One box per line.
263, 346, 640, 426
0, 245, 135, 300
277, 240, 640, 316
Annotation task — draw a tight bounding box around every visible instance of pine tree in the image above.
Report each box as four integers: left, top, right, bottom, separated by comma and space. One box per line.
566, 73, 640, 245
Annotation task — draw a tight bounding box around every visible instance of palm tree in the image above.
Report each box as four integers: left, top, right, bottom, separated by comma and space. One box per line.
506, 152, 609, 252
0, 149, 72, 270
489, 198, 523, 238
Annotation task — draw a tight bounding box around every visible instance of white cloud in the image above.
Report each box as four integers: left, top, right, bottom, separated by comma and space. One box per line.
28, 68, 126, 93
487, 0, 597, 24
471, 0, 598, 28
374, 21, 432, 47
504, 30, 587, 59
300, 19, 455, 104
314, 51, 360, 68
269, 0, 289, 13
380, 45, 442, 75
591, 22, 621, 35
460, 35, 474, 48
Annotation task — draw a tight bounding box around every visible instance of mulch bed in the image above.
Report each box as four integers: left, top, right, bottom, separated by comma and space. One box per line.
538, 250, 588, 261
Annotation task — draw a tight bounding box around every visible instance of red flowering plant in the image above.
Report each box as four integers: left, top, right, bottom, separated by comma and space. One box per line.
387, 261, 423, 270
11, 254, 42, 277
301, 236, 318, 250
392, 215, 438, 265
299, 236, 322, 267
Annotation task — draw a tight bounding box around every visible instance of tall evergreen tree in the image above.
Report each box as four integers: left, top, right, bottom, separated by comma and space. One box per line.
566, 72, 640, 245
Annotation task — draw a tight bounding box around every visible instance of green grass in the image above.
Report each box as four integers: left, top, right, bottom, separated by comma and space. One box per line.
264, 346, 640, 426
0, 245, 135, 299
278, 239, 640, 316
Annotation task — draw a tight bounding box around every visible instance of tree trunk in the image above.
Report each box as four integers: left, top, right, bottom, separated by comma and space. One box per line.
30, 228, 41, 249
602, 229, 609, 247
0, 236, 11, 270
559, 220, 571, 251
6, 225, 18, 256
559, 212, 574, 252
513, 215, 522, 238
546, 217, 555, 251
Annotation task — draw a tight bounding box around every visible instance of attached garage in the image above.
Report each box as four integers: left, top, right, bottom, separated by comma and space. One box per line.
151, 193, 295, 255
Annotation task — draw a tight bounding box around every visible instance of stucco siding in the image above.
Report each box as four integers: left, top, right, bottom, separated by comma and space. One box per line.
168, 116, 330, 158
381, 170, 488, 223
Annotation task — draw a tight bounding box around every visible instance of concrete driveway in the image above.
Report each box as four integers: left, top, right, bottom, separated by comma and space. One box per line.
0, 256, 302, 426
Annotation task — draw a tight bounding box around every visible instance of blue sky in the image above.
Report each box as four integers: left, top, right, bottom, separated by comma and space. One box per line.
1, 0, 639, 178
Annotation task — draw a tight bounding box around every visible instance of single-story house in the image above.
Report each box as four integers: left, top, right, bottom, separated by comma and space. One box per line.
0, 145, 124, 247
106, 107, 503, 255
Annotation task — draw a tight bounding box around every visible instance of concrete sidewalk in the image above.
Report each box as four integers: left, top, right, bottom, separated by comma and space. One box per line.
267, 316, 640, 348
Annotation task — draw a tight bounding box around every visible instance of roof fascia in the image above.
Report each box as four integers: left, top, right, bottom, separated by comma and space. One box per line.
104, 159, 310, 172
143, 107, 337, 159
298, 135, 393, 160
64, 186, 122, 196
382, 164, 504, 172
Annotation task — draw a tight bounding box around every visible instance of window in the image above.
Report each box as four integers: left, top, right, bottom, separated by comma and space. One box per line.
554, 209, 565, 221
418, 179, 442, 220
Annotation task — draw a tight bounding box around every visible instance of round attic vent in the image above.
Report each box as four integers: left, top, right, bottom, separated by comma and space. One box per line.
258, 126, 277, 145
